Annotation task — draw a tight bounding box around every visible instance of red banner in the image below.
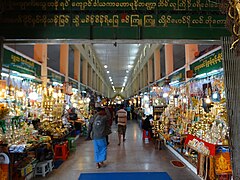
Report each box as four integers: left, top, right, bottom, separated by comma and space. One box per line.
185, 134, 216, 156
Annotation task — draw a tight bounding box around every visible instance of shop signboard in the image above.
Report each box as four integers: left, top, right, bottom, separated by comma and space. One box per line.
3, 48, 41, 78
69, 78, 78, 89
0, 0, 230, 40
190, 49, 222, 75
169, 68, 185, 82
47, 68, 65, 83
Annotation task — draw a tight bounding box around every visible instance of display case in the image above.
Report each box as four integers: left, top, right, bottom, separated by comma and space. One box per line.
152, 106, 166, 138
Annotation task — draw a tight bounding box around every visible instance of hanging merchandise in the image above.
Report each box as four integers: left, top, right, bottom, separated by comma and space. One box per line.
150, 85, 166, 107
63, 82, 73, 95
141, 92, 152, 116
154, 47, 231, 179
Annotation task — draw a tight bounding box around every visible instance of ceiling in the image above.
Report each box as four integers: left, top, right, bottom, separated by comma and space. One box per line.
7, 43, 214, 94
93, 43, 141, 91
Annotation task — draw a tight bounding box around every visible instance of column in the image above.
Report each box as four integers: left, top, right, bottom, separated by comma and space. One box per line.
140, 71, 143, 90
74, 48, 81, 82
89, 67, 93, 88
144, 64, 148, 87
185, 44, 198, 80
96, 76, 99, 92
154, 48, 161, 81
60, 44, 69, 82
148, 58, 153, 84
82, 58, 88, 85
34, 44, 48, 86
87, 65, 90, 87
165, 44, 174, 77
222, 36, 240, 179
0, 38, 4, 79
92, 71, 96, 90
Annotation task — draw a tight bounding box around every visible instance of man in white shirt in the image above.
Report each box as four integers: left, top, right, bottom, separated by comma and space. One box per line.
116, 104, 127, 145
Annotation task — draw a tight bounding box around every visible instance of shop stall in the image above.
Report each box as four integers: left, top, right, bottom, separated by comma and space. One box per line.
156, 47, 232, 179
0, 47, 84, 179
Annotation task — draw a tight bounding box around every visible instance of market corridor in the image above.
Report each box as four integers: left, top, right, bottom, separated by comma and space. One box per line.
40, 120, 199, 180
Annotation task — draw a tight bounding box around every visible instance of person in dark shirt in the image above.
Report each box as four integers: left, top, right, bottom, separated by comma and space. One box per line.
142, 115, 153, 137
68, 108, 81, 131
90, 107, 109, 168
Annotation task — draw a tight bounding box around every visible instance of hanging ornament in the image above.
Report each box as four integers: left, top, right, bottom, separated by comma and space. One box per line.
205, 96, 211, 104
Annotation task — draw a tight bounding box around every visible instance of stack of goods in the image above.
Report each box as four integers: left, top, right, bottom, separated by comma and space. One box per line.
188, 99, 228, 145
38, 120, 69, 139
42, 85, 64, 121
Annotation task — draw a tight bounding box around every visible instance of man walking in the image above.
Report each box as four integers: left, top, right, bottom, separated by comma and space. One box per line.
117, 104, 127, 146
91, 107, 109, 168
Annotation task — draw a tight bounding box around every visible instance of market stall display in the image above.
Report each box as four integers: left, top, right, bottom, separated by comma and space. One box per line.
153, 48, 232, 179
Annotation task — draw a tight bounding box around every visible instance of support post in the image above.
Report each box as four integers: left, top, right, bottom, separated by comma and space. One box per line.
165, 44, 174, 77
0, 37, 4, 79
154, 48, 161, 81
82, 59, 88, 86
185, 44, 198, 81
34, 44, 48, 86
74, 48, 80, 82
60, 44, 69, 82
148, 58, 153, 84
222, 36, 240, 179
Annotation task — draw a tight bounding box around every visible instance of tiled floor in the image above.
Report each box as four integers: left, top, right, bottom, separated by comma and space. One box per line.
35, 120, 200, 180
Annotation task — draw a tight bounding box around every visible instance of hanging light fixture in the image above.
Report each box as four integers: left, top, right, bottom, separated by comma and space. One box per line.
163, 92, 168, 98
29, 91, 38, 101
212, 92, 218, 99
17, 89, 24, 98
182, 97, 187, 103
205, 96, 211, 104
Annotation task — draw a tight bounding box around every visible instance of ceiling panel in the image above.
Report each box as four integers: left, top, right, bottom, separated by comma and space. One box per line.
93, 43, 141, 89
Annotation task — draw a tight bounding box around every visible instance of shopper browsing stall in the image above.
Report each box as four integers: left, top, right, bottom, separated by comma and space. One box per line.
68, 108, 82, 131
142, 115, 153, 137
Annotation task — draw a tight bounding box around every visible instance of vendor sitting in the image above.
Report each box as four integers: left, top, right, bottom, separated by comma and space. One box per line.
68, 108, 82, 131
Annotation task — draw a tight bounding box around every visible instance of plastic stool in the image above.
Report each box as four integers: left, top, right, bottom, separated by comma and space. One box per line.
142, 130, 151, 141
47, 159, 54, 171
35, 161, 49, 177
54, 141, 69, 160
67, 137, 77, 152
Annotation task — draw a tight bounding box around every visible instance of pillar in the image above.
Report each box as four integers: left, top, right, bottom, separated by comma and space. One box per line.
154, 48, 161, 81
148, 58, 153, 84
165, 44, 174, 77
144, 64, 148, 87
185, 44, 198, 80
34, 44, 48, 86
140, 71, 143, 90
87, 65, 90, 87
92, 71, 96, 90
135, 79, 138, 94
0, 38, 4, 79
96, 75, 101, 92
82, 58, 88, 85
222, 36, 240, 179
74, 48, 80, 82
60, 44, 69, 82
185, 44, 198, 65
